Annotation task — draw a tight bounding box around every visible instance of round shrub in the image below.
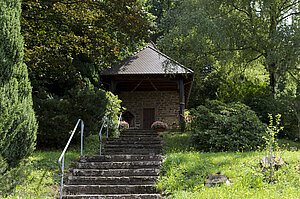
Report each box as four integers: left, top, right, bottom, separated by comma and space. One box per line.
34, 86, 110, 147
190, 100, 267, 152
151, 121, 169, 131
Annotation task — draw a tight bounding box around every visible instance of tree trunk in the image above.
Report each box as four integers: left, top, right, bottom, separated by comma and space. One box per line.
268, 64, 281, 99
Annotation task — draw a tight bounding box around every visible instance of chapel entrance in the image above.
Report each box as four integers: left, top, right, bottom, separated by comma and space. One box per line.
100, 42, 194, 130
143, 108, 155, 129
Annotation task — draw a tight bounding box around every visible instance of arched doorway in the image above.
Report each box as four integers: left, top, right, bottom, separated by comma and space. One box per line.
123, 111, 135, 128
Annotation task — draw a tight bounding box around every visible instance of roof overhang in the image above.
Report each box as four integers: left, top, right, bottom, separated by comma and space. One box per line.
100, 43, 194, 104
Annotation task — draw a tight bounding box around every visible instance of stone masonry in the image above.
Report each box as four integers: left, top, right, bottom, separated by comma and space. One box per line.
119, 91, 180, 129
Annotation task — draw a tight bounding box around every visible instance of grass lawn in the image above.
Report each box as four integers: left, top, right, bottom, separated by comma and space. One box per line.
0, 134, 100, 199
157, 131, 300, 199
1, 132, 299, 198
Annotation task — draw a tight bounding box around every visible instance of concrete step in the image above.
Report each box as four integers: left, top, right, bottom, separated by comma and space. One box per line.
103, 148, 162, 155
67, 176, 158, 185
104, 144, 162, 149
105, 137, 162, 142
63, 184, 158, 195
123, 130, 157, 133
63, 194, 162, 199
119, 134, 159, 137
121, 131, 159, 136
73, 168, 160, 176
75, 161, 161, 169
62, 130, 163, 198
105, 140, 162, 145
79, 155, 163, 163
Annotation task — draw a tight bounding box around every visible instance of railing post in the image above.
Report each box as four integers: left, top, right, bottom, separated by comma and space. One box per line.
99, 131, 102, 156
58, 119, 84, 198
99, 114, 107, 156
81, 120, 84, 156
60, 155, 65, 199
117, 113, 122, 133
107, 116, 109, 138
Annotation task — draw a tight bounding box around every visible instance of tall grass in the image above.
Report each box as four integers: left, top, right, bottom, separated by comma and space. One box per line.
157, 132, 300, 199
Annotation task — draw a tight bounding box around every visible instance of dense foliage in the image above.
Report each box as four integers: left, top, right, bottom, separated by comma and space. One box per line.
157, 0, 300, 97
145, 0, 174, 42
104, 91, 123, 137
0, 0, 38, 168
19, 0, 148, 148
216, 80, 298, 139
152, 0, 300, 139
191, 100, 267, 152
21, 0, 152, 94
34, 87, 123, 148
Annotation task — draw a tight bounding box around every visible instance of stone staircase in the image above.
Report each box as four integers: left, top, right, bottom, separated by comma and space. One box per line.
62, 129, 163, 199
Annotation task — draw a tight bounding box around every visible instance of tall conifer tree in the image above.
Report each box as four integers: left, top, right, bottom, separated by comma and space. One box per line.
0, 0, 37, 168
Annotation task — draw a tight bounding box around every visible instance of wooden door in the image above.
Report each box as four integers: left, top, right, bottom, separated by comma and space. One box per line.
143, 108, 155, 129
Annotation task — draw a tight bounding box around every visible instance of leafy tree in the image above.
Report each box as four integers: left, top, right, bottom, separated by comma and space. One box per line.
145, 0, 176, 41
21, 0, 148, 148
22, 0, 151, 94
0, 0, 38, 168
157, 0, 300, 98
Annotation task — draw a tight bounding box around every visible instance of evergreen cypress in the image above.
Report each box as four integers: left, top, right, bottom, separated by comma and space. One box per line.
0, 0, 38, 168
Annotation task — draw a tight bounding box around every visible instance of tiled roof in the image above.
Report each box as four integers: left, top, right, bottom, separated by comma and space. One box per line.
101, 43, 193, 75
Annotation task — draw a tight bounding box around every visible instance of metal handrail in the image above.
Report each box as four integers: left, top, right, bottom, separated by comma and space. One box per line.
117, 113, 122, 130
98, 112, 123, 155
99, 113, 109, 155
58, 119, 84, 199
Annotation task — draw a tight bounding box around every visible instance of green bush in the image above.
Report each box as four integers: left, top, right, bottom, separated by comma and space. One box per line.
0, 0, 38, 168
244, 96, 298, 140
217, 80, 298, 139
34, 86, 109, 147
104, 91, 123, 137
191, 100, 267, 152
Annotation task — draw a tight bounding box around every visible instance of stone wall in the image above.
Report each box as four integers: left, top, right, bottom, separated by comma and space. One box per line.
119, 91, 180, 129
